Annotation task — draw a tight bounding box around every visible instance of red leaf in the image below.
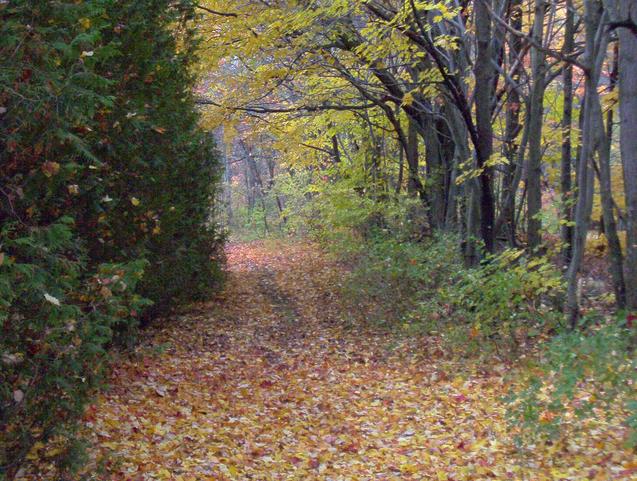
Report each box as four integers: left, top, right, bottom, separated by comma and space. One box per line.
453, 394, 468, 403
259, 379, 274, 388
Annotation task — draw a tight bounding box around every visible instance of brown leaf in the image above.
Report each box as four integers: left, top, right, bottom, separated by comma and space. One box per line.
41, 161, 60, 177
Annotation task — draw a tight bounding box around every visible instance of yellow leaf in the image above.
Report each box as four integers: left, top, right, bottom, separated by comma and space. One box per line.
42, 161, 60, 177
131, 197, 140, 206
45, 447, 64, 458
26, 442, 45, 460
402, 91, 414, 107
400, 463, 419, 474
550, 468, 570, 479
156, 468, 172, 480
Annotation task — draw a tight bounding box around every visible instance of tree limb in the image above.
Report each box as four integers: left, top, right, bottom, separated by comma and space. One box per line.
195, 98, 376, 113
195, 3, 238, 17
608, 20, 637, 37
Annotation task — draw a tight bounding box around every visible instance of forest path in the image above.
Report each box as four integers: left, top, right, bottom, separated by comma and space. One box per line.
82, 241, 630, 481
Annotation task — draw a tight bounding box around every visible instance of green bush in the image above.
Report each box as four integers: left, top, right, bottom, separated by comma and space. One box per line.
324, 212, 563, 355
340, 233, 461, 327
506, 318, 637, 448
0, 220, 150, 477
449, 249, 564, 351
1, 0, 224, 308
1, 0, 224, 476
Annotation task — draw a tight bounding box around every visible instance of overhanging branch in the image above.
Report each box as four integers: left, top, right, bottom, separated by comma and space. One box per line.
608, 20, 637, 37
195, 98, 376, 113
195, 3, 238, 17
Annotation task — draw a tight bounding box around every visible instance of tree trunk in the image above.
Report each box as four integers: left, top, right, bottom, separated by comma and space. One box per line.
566, 0, 608, 325
424, 117, 446, 229
396, 141, 404, 194
265, 156, 287, 226
223, 143, 234, 225
331, 134, 341, 164
618, 0, 637, 310
597, 44, 626, 309
560, 0, 575, 266
464, 180, 482, 266
501, 0, 523, 247
445, 106, 470, 232
474, 0, 496, 253
406, 118, 422, 196
527, 0, 547, 252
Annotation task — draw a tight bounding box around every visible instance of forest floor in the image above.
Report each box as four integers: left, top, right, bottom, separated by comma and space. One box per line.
68, 241, 637, 480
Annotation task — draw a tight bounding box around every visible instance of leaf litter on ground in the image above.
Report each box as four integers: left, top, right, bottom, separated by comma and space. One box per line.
18, 241, 637, 480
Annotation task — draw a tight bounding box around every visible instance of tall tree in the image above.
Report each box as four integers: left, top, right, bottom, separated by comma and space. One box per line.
473, 0, 497, 253
617, 0, 637, 310
566, 0, 610, 324
527, 0, 548, 252
560, 0, 575, 265
501, 0, 524, 247
597, 44, 626, 309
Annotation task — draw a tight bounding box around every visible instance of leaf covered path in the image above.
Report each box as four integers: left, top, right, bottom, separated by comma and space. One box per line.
79, 242, 633, 480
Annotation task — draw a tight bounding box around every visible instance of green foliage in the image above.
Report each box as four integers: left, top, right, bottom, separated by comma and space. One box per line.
272, 170, 315, 236
449, 250, 564, 350
231, 205, 272, 240
311, 193, 563, 354
506, 318, 637, 448
274, 173, 562, 348
294, 174, 427, 246
341, 232, 461, 328
1, 0, 224, 476
0, 220, 149, 476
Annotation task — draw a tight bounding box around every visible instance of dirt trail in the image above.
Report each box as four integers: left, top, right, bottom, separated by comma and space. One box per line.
67, 241, 636, 480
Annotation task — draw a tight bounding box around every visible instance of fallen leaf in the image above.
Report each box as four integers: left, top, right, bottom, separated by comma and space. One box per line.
13, 389, 24, 403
